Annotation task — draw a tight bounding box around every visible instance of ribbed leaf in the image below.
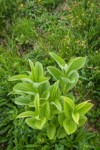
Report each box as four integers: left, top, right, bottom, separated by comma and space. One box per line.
34, 62, 43, 82
61, 96, 75, 118
79, 116, 87, 126
49, 52, 66, 69
25, 117, 46, 129
63, 119, 77, 135
51, 99, 62, 112
16, 111, 34, 118
8, 74, 28, 81
67, 57, 86, 73
29, 59, 35, 81
66, 71, 79, 91
47, 124, 56, 140
39, 102, 50, 120
14, 95, 31, 105
72, 112, 80, 124
49, 81, 60, 101
39, 76, 49, 82
47, 66, 64, 80
58, 113, 65, 126
34, 94, 40, 114
13, 83, 36, 95
75, 101, 93, 115
62, 71, 79, 92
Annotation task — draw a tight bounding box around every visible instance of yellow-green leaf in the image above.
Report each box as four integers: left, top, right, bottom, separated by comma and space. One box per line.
63, 119, 77, 135
47, 124, 56, 140
72, 112, 80, 124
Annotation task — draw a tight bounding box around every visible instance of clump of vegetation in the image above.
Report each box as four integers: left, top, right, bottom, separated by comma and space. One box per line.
0, 0, 99, 149
9, 52, 93, 149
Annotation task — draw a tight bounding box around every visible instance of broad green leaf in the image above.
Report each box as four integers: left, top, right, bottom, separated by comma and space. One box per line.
72, 112, 79, 124
45, 102, 51, 120
32, 82, 41, 89
57, 127, 66, 139
75, 101, 89, 110
62, 71, 79, 92
39, 81, 50, 100
25, 117, 46, 129
47, 66, 64, 80
13, 83, 36, 95
67, 57, 86, 74
58, 113, 65, 126
29, 59, 35, 71
49, 81, 60, 101
79, 116, 87, 126
39, 76, 49, 82
25, 118, 36, 129
29, 59, 35, 81
34, 94, 40, 114
16, 111, 34, 118
38, 81, 50, 95
14, 95, 31, 105
51, 99, 62, 112
64, 64, 69, 73
66, 70, 79, 91
8, 74, 28, 81
61, 96, 75, 118
41, 90, 50, 100
49, 52, 66, 69
20, 78, 33, 84
40, 102, 50, 120
35, 117, 46, 129
63, 119, 77, 135
75, 101, 93, 115
62, 96, 75, 108
34, 62, 43, 82
47, 124, 56, 140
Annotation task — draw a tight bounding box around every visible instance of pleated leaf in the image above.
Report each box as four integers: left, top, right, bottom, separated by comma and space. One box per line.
67, 57, 86, 74
58, 113, 65, 126
79, 116, 87, 126
34, 94, 40, 114
13, 83, 36, 95
16, 111, 34, 118
61, 96, 75, 118
14, 95, 31, 105
63, 119, 77, 135
49, 52, 66, 69
49, 81, 60, 101
34, 62, 43, 82
25, 117, 46, 129
75, 101, 93, 115
72, 112, 80, 124
51, 99, 62, 112
47, 66, 64, 80
39, 102, 50, 120
47, 124, 56, 140
8, 74, 28, 81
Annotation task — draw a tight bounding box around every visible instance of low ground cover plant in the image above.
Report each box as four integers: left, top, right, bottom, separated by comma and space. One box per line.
9, 52, 93, 147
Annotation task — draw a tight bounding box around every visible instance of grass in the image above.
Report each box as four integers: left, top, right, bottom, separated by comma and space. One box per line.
0, 0, 100, 149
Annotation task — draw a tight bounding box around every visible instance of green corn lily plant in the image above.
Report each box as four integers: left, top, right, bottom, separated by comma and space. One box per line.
47, 52, 86, 92
9, 52, 93, 140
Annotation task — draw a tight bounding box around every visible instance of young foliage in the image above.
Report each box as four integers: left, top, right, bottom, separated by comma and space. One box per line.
9, 52, 93, 139
47, 52, 86, 92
